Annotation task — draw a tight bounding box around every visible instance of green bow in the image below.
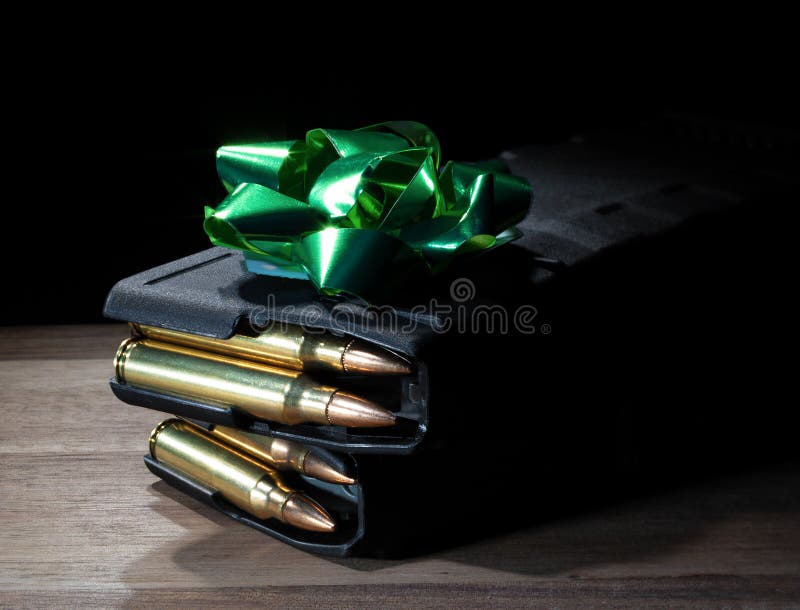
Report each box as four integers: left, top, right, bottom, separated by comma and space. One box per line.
204, 121, 532, 301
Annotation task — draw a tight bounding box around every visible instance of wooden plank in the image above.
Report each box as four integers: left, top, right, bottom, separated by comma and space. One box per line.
0, 324, 129, 361
2, 578, 799, 610
0, 326, 798, 607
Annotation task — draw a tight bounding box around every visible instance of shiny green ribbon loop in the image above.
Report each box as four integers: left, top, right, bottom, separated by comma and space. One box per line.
204, 121, 532, 301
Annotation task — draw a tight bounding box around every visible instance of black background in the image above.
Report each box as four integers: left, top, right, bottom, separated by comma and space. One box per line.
2, 37, 796, 325
1, 31, 796, 547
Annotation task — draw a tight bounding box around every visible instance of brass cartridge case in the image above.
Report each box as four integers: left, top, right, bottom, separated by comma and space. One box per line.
207, 425, 356, 484
149, 419, 335, 531
131, 323, 412, 375
115, 338, 395, 428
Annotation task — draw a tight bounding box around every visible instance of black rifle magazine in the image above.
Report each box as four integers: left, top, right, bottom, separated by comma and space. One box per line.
105, 137, 772, 555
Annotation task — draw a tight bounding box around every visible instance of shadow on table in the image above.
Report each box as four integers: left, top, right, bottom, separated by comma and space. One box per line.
128, 461, 799, 583
327, 461, 800, 574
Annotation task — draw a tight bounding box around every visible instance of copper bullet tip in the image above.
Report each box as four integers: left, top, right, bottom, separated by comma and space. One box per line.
303, 452, 357, 485
326, 391, 396, 428
283, 494, 336, 532
342, 340, 413, 376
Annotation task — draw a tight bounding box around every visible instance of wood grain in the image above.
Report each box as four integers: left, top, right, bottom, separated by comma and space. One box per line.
1, 325, 798, 608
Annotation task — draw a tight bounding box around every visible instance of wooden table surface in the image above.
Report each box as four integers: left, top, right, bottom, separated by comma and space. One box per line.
1, 325, 798, 608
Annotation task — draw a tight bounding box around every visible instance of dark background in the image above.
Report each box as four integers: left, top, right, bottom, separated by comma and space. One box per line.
1, 35, 797, 553
2, 39, 797, 470
2, 39, 796, 325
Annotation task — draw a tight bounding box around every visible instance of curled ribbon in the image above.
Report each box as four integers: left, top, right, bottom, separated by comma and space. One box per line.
204, 121, 532, 301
